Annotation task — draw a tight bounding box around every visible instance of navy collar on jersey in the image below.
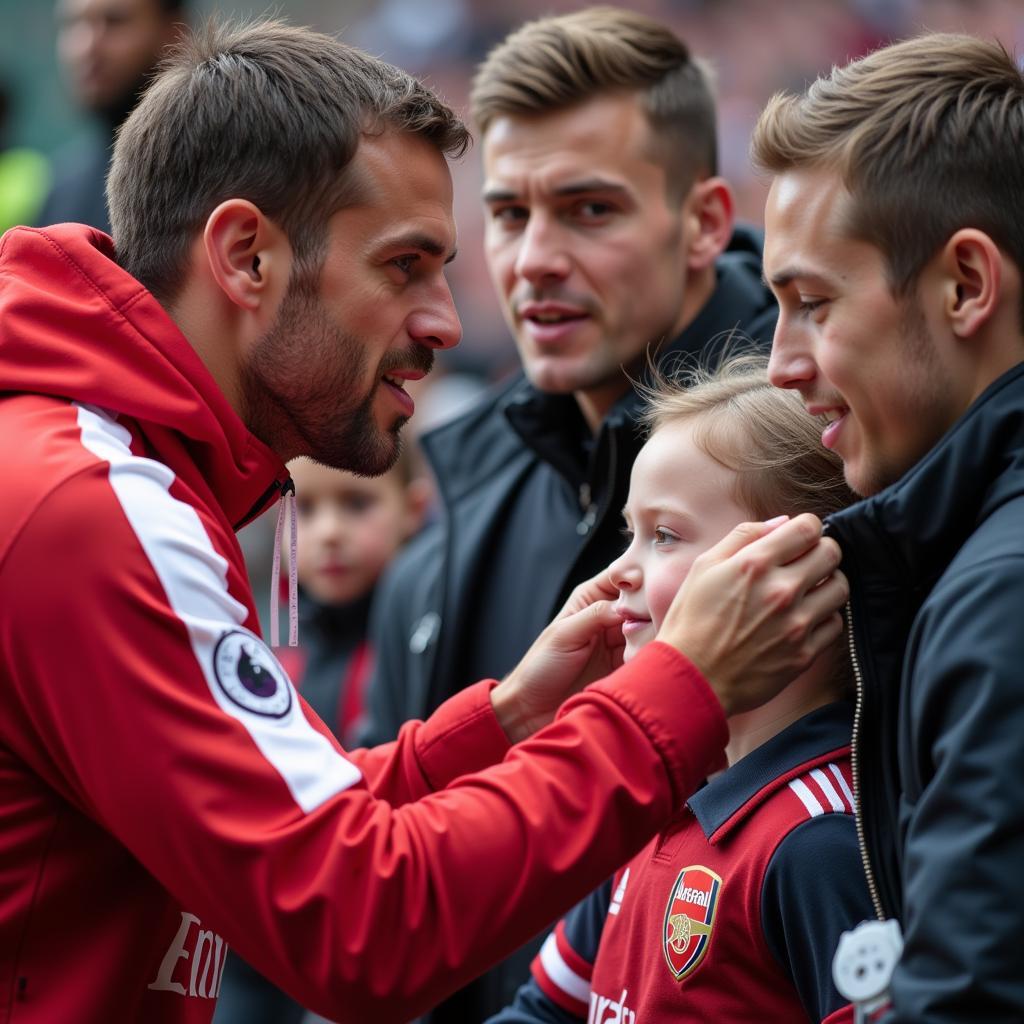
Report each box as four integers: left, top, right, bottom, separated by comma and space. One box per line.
687, 700, 854, 843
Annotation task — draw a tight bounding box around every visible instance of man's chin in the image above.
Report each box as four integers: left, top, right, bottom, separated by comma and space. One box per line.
843, 455, 900, 499
317, 420, 403, 478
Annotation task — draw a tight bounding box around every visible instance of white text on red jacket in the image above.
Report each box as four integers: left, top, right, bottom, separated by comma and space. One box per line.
148, 912, 229, 999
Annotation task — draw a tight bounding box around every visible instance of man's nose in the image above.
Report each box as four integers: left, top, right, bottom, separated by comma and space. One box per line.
409, 279, 462, 351
513, 215, 571, 285
767, 319, 816, 391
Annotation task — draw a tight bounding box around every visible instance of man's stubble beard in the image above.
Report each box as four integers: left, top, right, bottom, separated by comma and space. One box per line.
854, 296, 954, 497
240, 284, 402, 477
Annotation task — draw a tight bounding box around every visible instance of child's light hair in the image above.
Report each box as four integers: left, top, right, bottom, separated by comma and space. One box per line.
642, 354, 854, 522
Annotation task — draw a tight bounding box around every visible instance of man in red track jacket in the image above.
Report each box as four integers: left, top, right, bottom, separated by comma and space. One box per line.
0, 18, 847, 1024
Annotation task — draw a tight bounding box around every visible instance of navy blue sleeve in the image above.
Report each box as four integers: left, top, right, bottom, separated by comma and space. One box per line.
562, 874, 611, 960
885, 557, 1024, 1021
762, 814, 873, 1022
486, 879, 612, 1024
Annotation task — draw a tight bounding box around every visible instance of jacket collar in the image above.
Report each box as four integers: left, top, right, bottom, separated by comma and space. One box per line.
688, 701, 854, 843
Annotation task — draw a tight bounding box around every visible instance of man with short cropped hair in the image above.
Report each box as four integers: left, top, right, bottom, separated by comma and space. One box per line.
754, 32, 1024, 1021
360, 9, 778, 1018
0, 15, 845, 1024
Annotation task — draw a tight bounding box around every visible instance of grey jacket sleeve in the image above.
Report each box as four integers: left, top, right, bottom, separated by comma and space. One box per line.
354, 526, 443, 747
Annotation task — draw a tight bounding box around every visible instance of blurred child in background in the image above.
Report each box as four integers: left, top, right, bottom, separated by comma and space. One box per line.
277, 452, 429, 748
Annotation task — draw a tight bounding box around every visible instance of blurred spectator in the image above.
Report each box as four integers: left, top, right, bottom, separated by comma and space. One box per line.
0, 79, 50, 231
37, 0, 186, 232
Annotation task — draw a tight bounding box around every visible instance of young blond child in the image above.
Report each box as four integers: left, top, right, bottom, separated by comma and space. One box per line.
491, 357, 872, 1024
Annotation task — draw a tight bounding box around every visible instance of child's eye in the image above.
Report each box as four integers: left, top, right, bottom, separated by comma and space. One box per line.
343, 494, 376, 514
654, 527, 680, 546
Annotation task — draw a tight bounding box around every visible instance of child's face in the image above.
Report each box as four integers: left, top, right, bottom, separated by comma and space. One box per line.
289, 459, 419, 607
609, 418, 752, 662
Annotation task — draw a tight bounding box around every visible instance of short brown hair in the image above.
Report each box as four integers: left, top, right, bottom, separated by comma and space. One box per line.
751, 33, 1024, 316
108, 17, 469, 304
643, 355, 853, 523
470, 6, 716, 190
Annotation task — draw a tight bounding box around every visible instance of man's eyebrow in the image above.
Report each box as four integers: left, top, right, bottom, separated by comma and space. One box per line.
482, 179, 630, 204
552, 179, 630, 198
764, 266, 832, 290
482, 187, 518, 204
380, 231, 457, 263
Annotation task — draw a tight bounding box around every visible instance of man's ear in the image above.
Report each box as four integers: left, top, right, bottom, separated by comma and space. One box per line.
940, 228, 1002, 339
202, 199, 291, 312
685, 177, 735, 272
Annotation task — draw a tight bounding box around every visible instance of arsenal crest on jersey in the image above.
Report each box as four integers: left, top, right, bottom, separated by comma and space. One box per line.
662, 865, 721, 981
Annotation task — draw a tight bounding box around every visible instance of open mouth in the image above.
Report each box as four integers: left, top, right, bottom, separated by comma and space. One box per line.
820, 408, 849, 449
527, 311, 586, 324
519, 302, 590, 336
380, 372, 419, 416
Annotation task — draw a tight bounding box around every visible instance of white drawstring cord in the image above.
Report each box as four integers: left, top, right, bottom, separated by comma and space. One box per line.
270, 480, 298, 647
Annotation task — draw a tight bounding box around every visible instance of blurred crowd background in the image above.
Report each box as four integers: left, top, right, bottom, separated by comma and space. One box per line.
2, 0, 1020, 598
3, 0, 1022, 392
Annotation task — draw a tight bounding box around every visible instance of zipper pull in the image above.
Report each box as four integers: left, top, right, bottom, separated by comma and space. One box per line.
833, 918, 903, 1022
577, 482, 597, 536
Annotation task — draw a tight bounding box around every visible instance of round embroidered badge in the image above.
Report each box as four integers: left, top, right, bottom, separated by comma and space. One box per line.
213, 630, 293, 718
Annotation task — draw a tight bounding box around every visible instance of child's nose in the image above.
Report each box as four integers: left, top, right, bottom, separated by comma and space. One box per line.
608, 554, 640, 591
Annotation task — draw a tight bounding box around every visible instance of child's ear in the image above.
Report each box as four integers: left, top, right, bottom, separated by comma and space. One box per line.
401, 477, 434, 539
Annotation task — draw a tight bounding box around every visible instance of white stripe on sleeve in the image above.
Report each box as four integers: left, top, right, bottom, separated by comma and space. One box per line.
538, 932, 591, 1005
75, 404, 361, 813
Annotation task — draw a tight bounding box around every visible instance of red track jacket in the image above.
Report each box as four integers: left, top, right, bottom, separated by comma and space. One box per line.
0, 225, 727, 1023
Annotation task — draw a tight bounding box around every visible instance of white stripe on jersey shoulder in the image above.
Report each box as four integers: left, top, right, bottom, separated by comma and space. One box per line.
810, 766, 846, 812
788, 763, 854, 820
538, 931, 591, 1004
829, 762, 856, 809
74, 403, 361, 812
788, 776, 825, 818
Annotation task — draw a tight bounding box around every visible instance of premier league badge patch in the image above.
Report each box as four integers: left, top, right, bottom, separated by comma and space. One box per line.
213, 630, 293, 719
662, 865, 721, 981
